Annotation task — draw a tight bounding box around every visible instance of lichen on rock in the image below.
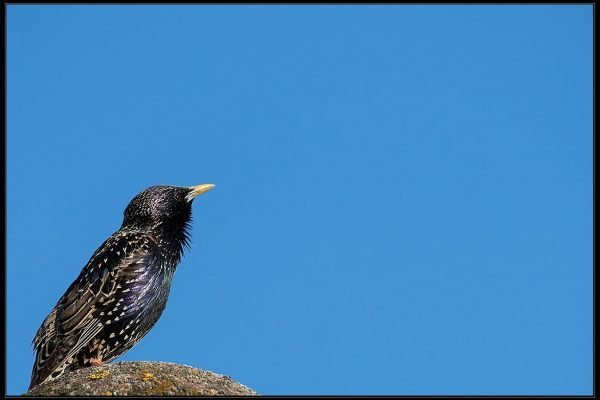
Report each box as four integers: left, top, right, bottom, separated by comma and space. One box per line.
24, 361, 259, 396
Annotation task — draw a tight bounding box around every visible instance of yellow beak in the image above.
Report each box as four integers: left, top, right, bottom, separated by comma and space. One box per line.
186, 183, 216, 202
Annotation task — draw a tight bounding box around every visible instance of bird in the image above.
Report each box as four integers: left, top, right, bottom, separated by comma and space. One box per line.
29, 183, 215, 390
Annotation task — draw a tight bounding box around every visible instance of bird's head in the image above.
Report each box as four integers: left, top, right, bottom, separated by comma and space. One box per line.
121, 184, 215, 237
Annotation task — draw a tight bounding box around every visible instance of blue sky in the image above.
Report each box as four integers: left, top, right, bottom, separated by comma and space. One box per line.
6, 5, 593, 395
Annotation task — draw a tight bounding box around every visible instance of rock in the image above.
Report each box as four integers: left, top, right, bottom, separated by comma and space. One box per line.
24, 361, 259, 396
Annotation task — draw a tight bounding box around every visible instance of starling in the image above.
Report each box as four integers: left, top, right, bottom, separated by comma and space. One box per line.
29, 184, 215, 389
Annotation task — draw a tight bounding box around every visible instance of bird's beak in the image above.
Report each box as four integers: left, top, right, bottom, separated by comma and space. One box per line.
186, 183, 216, 202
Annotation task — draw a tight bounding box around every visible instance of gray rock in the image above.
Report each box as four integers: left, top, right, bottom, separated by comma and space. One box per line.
24, 361, 259, 396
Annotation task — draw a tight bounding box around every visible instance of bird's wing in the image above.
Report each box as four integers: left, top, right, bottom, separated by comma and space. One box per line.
30, 232, 159, 388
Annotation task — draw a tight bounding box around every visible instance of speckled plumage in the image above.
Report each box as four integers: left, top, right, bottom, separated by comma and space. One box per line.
29, 184, 215, 390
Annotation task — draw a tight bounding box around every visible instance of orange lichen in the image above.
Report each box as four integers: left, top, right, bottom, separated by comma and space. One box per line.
140, 371, 157, 382
88, 370, 110, 380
